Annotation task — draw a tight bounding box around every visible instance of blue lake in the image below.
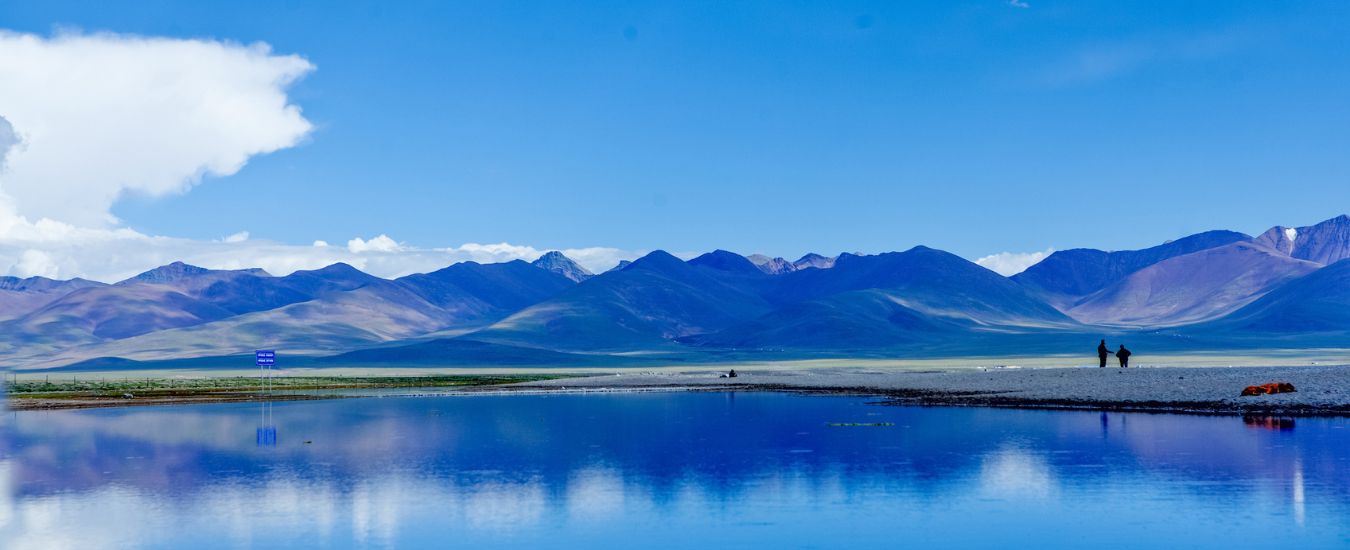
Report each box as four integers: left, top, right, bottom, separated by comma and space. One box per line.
2, 392, 1348, 549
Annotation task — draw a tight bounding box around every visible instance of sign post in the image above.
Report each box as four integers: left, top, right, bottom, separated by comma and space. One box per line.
255, 350, 277, 447
256, 349, 276, 389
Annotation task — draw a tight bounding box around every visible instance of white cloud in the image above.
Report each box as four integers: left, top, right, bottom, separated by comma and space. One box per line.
313, 240, 330, 247
1007, 0, 1029, 8
9, 249, 57, 278
347, 234, 403, 254
0, 115, 16, 170
0, 30, 313, 227
974, 248, 1053, 276
222, 231, 250, 243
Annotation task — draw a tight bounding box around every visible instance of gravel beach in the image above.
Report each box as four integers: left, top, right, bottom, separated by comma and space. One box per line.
506, 365, 1350, 415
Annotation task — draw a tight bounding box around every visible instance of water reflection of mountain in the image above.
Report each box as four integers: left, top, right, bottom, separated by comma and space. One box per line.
2, 393, 1347, 547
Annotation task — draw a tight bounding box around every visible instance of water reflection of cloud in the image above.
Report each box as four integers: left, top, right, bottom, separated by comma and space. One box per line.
978, 447, 1056, 498
1, 474, 426, 549
0, 462, 12, 531
1293, 457, 1305, 527
462, 481, 547, 531
0, 485, 175, 550
565, 467, 626, 522
350, 480, 403, 547
12, 407, 255, 450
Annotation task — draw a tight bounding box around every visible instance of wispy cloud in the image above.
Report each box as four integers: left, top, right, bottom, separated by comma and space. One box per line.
0, 223, 642, 282
1042, 30, 1248, 84
1007, 0, 1029, 8
974, 248, 1053, 276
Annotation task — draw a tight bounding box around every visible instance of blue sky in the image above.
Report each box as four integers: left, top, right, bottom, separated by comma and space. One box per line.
2, 1, 1349, 279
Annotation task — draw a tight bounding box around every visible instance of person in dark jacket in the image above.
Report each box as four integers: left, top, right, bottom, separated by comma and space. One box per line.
1116, 345, 1132, 368
1097, 340, 1110, 368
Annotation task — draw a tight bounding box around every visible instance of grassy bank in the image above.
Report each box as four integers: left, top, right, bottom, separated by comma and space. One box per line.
3, 374, 571, 410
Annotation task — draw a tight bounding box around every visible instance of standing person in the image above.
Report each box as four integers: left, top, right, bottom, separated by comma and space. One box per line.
1097, 340, 1110, 368
1116, 345, 1132, 368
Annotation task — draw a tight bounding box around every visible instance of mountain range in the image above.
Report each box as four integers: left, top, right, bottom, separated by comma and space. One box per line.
5, 215, 1350, 370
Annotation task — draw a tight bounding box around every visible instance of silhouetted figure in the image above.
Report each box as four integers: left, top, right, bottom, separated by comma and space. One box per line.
1097, 340, 1110, 368
1116, 345, 1131, 368
728, 369, 738, 378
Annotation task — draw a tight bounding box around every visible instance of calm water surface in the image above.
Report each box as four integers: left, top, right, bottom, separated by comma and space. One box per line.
1, 392, 1348, 549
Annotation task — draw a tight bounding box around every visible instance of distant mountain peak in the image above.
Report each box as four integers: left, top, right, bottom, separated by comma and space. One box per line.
606, 260, 633, 273
531, 251, 593, 282
0, 275, 103, 293
747, 254, 798, 275
688, 250, 764, 275
125, 261, 212, 284
120, 261, 273, 285
628, 250, 685, 270
0, 275, 54, 291
1257, 225, 1299, 255
1255, 214, 1350, 265
304, 262, 373, 280
792, 253, 836, 270
833, 252, 866, 267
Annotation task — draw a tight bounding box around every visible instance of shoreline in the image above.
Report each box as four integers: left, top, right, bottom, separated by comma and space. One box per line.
499, 364, 1350, 416
476, 383, 1350, 416
6, 391, 340, 411
8, 365, 1349, 416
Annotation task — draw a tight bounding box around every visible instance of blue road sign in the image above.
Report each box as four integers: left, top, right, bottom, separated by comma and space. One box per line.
256, 350, 276, 367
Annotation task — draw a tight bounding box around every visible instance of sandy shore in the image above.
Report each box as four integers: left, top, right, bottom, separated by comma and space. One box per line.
503, 364, 1350, 415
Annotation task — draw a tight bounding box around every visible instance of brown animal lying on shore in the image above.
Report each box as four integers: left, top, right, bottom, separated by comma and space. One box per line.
1240, 382, 1296, 397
